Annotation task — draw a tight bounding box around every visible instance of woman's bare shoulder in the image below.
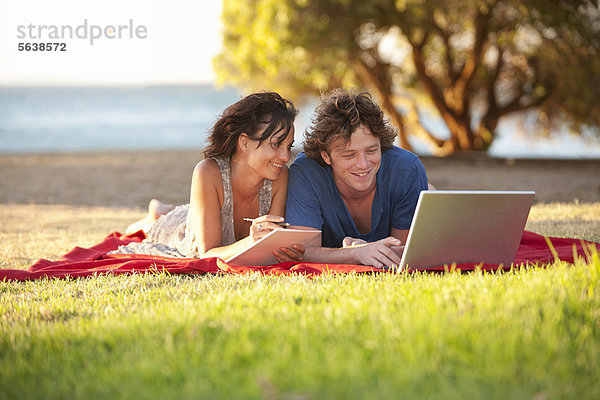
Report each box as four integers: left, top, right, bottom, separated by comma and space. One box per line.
193, 159, 221, 180
190, 159, 224, 205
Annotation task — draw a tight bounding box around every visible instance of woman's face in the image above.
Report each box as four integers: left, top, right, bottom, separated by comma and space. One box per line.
247, 124, 295, 181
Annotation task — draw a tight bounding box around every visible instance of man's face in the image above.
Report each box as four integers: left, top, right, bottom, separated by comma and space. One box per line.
320, 125, 382, 196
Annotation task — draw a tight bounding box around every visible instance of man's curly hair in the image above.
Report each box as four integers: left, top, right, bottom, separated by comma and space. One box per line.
303, 89, 397, 165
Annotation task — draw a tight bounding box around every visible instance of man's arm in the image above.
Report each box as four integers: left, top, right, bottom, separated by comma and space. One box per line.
342, 228, 408, 248
291, 225, 403, 268
391, 228, 409, 243
285, 159, 325, 231
390, 158, 429, 232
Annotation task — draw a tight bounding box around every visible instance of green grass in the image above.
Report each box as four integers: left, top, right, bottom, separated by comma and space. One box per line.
1, 202, 599, 399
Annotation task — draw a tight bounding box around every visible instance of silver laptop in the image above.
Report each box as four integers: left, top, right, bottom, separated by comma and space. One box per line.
399, 190, 535, 271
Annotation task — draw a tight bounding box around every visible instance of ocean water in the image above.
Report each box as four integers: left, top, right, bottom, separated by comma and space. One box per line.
1, 86, 598, 158
0, 86, 241, 153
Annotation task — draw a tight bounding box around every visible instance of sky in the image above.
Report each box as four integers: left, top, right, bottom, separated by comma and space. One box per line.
0, 0, 222, 85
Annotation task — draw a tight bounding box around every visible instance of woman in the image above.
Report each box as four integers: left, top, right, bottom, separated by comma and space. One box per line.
113, 92, 304, 262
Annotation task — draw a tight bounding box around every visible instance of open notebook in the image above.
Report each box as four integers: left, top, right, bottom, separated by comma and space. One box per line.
226, 228, 321, 266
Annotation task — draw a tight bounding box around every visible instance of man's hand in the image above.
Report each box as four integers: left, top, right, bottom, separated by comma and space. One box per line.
342, 237, 367, 247
351, 237, 404, 269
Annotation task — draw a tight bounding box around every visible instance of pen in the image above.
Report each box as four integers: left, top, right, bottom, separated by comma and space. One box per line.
243, 217, 290, 228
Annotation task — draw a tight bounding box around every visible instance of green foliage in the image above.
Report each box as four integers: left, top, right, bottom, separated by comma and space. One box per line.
216, 0, 600, 155
216, 0, 357, 98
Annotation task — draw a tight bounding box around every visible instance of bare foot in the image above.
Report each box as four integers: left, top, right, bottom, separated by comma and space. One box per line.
125, 199, 176, 235
125, 217, 154, 235
148, 199, 175, 220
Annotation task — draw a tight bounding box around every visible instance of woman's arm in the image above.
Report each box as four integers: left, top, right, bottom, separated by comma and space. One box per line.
187, 160, 224, 255
187, 160, 292, 261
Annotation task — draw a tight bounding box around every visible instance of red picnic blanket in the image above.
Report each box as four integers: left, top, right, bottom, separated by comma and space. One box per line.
1, 231, 598, 281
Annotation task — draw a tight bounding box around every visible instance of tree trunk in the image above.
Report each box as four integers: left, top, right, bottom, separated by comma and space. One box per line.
411, 41, 489, 154
352, 60, 414, 150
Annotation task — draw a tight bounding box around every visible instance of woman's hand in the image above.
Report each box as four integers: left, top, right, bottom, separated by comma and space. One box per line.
273, 244, 305, 263
249, 214, 305, 263
249, 215, 286, 242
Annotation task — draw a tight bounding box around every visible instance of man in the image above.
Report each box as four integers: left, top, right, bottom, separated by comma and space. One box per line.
285, 89, 428, 268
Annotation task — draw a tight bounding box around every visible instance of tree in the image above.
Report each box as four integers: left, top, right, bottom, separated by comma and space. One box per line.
215, 0, 600, 155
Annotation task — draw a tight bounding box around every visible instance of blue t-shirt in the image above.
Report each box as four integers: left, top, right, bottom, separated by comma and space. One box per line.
286, 147, 428, 247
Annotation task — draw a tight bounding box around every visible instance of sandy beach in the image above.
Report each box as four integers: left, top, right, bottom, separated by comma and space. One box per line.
1, 150, 599, 208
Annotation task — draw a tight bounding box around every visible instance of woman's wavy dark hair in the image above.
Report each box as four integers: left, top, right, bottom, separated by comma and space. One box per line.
204, 92, 298, 159
303, 89, 397, 165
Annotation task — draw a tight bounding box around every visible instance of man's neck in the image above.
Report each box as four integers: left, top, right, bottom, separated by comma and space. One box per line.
334, 177, 377, 203
336, 179, 377, 234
